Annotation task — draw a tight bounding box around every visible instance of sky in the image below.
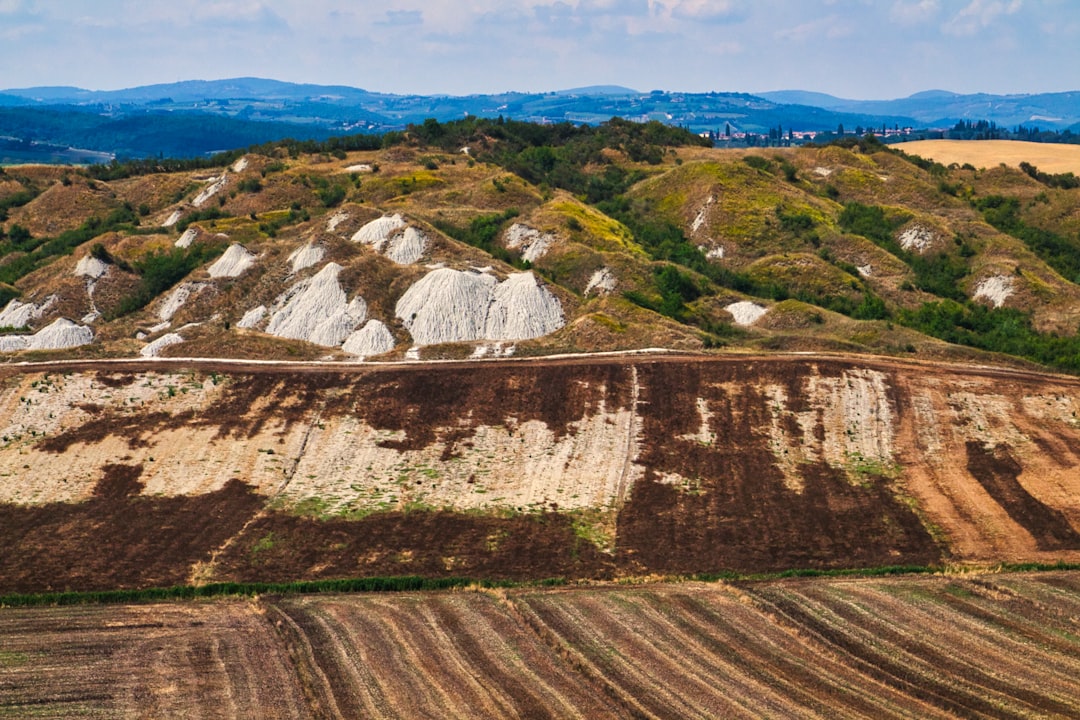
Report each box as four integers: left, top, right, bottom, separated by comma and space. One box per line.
1, 0, 1077, 99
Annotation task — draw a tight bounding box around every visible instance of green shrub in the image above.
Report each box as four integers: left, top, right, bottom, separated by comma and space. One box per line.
742, 155, 772, 172
976, 195, 1080, 284
236, 177, 263, 193
317, 184, 347, 207
106, 242, 224, 319
175, 208, 230, 233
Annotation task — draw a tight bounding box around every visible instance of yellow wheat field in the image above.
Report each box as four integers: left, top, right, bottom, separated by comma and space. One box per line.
897, 139, 1080, 174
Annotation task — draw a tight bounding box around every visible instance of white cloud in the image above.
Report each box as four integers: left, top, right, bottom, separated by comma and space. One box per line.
662, 0, 741, 22
376, 9, 423, 26
0, 0, 1073, 99
889, 0, 939, 25
776, 14, 853, 42
943, 0, 1022, 36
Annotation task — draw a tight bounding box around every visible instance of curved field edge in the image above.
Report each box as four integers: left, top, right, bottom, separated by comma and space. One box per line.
2, 570, 1079, 719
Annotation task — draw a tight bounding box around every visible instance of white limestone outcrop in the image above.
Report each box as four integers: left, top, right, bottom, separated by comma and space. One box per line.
396, 269, 564, 346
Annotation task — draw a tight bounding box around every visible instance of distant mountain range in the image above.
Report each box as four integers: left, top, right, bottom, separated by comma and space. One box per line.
2, 78, 1079, 162
758, 89, 1080, 129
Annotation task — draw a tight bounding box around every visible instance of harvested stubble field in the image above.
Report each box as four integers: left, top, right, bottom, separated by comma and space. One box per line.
2, 571, 1079, 718
896, 139, 1080, 174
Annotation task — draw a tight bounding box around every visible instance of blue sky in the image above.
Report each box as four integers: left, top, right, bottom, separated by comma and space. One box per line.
1, 0, 1076, 99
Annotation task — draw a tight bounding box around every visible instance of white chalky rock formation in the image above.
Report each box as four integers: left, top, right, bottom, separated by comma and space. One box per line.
163, 210, 183, 228
192, 175, 228, 207
385, 227, 428, 265
725, 301, 768, 326
0, 336, 28, 352
27, 318, 93, 350
237, 305, 267, 329
325, 211, 349, 233
397, 269, 495, 345
231, 157, 249, 172
471, 342, 515, 358
342, 320, 396, 357
352, 215, 406, 246
0, 297, 56, 329
207, 244, 256, 278
288, 243, 326, 273
898, 225, 935, 253
504, 224, 556, 263
691, 196, 715, 234
265, 263, 367, 346
140, 332, 184, 358
175, 228, 198, 248
352, 215, 427, 264
486, 272, 565, 340
396, 269, 564, 346
584, 267, 617, 296
74, 255, 108, 279
973, 275, 1014, 308
158, 283, 206, 322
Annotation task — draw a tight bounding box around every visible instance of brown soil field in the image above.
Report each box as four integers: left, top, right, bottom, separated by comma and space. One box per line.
3, 571, 1079, 718
1, 353, 1079, 593
0, 600, 311, 718
897, 139, 1080, 174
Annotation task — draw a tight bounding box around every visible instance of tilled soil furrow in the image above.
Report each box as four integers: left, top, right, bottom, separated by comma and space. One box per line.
656, 588, 946, 719
800, 582, 1080, 717
749, 587, 1009, 718
272, 600, 391, 718
841, 581, 1080, 706
601, 590, 824, 719
520, 592, 748, 719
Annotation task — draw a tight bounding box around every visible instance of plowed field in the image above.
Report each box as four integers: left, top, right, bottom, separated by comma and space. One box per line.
3, 572, 1080, 718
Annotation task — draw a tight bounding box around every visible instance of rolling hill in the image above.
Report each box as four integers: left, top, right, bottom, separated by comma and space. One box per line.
0, 122, 1078, 581
3, 124, 1080, 717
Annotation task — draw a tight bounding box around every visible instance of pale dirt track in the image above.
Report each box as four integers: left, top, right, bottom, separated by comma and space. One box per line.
2, 348, 1076, 386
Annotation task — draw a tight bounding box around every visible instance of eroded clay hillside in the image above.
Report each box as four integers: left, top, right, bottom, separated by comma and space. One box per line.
3, 129, 1080, 373
2, 354, 1078, 593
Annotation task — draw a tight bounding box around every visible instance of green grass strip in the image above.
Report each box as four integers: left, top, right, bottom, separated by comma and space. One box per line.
0, 576, 569, 608
3, 562, 1079, 608
690, 561, 1080, 584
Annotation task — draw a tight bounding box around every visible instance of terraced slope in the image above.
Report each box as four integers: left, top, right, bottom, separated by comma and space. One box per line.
1, 353, 1078, 594
3, 571, 1079, 718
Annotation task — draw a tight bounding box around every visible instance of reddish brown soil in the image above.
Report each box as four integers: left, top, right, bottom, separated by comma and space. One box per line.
0, 465, 263, 593
5, 572, 1078, 718
214, 510, 616, 584
616, 361, 941, 574
0, 600, 311, 718
268, 592, 625, 719
964, 441, 1080, 551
